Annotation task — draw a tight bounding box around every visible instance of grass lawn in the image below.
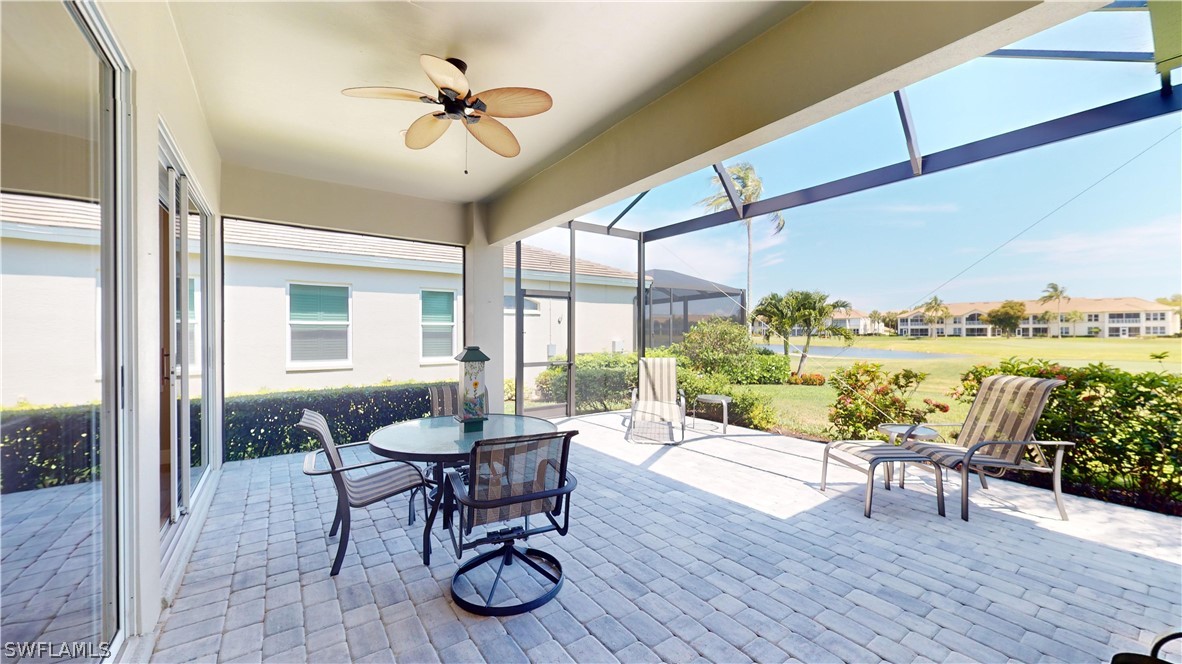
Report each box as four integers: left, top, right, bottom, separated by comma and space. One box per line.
745, 334, 1179, 439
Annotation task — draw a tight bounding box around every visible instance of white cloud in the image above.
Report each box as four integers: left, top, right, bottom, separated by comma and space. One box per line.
1004, 217, 1181, 264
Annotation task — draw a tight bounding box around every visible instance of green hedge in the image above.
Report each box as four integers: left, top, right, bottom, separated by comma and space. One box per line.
0, 382, 452, 494
222, 382, 451, 462
954, 359, 1181, 514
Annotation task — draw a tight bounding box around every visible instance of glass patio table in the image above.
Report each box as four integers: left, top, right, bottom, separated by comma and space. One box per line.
369, 414, 557, 564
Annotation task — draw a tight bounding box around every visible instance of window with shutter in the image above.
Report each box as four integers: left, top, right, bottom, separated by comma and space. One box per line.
421, 290, 455, 359
289, 283, 350, 364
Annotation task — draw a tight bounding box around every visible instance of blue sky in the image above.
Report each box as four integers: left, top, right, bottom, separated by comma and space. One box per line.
526, 10, 1181, 314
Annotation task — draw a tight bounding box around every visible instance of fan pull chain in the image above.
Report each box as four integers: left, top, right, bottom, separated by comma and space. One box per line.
464, 131, 469, 175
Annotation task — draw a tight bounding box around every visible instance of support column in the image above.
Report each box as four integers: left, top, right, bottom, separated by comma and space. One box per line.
463, 203, 506, 414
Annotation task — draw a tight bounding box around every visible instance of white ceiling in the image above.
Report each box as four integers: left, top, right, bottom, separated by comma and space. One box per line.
169, 2, 806, 204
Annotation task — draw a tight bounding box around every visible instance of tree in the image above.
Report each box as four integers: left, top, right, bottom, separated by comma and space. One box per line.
1038, 282, 1070, 338
1156, 294, 1182, 316
868, 310, 883, 334
983, 300, 1026, 338
880, 310, 899, 333
921, 296, 951, 329
698, 163, 784, 332
1062, 310, 1084, 337
750, 293, 793, 354
781, 290, 853, 373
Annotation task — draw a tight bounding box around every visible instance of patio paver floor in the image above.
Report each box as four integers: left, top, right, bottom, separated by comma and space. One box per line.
151, 412, 1181, 663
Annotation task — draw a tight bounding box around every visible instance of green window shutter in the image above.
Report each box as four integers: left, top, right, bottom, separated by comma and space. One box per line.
290, 284, 349, 322
421, 291, 454, 323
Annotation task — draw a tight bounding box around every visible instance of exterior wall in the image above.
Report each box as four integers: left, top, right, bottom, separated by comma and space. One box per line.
224, 255, 464, 395
0, 238, 101, 406
897, 310, 1180, 338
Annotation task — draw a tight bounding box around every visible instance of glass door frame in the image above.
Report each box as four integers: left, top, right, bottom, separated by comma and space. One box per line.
514, 238, 576, 417
158, 135, 216, 550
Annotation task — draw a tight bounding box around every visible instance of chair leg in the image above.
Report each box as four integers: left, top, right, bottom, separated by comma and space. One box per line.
979, 471, 989, 489
865, 460, 879, 518
329, 506, 342, 537
331, 507, 351, 576
933, 464, 946, 517
1053, 447, 1068, 521
820, 444, 831, 491
407, 488, 418, 526
960, 464, 971, 521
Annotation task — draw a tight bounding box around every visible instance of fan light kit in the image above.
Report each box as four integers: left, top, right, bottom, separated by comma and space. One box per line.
343, 55, 552, 158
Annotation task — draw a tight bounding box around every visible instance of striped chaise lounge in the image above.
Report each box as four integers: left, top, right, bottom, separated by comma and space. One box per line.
626, 357, 686, 444
824, 375, 1071, 521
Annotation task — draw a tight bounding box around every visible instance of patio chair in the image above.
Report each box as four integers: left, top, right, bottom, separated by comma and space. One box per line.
298, 409, 428, 576
1111, 631, 1182, 664
427, 382, 459, 417
444, 430, 578, 616
626, 357, 685, 443
826, 375, 1070, 522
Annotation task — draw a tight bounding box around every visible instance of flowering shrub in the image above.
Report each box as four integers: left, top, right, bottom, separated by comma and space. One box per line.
828, 362, 949, 440
954, 358, 1181, 514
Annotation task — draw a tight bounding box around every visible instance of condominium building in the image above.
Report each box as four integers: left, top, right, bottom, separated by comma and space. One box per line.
897, 297, 1179, 338
831, 309, 888, 336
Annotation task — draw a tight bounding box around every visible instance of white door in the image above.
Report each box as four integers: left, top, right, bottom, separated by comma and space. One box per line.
1120, 327, 1129, 338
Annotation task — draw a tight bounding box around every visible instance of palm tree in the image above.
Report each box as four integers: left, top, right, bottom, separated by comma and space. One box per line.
783, 290, 853, 373
750, 293, 793, 354
868, 309, 883, 334
1038, 283, 1070, 338
697, 163, 784, 331
921, 296, 951, 332
1062, 310, 1084, 337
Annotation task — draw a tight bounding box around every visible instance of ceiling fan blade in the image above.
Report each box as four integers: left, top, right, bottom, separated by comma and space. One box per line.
420, 54, 470, 99
342, 86, 437, 103
465, 114, 520, 158
471, 87, 552, 118
405, 112, 451, 149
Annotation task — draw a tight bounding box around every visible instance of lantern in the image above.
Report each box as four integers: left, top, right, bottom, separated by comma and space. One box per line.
455, 346, 490, 432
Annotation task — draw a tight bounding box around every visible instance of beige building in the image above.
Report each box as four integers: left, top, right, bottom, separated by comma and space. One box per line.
831, 309, 887, 336
897, 297, 1180, 338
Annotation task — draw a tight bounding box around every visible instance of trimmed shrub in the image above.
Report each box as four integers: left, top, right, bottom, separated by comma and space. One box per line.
828, 362, 949, 441
678, 372, 779, 431
535, 352, 636, 414
953, 359, 1181, 514
1, 404, 102, 493
679, 318, 754, 376
222, 383, 449, 462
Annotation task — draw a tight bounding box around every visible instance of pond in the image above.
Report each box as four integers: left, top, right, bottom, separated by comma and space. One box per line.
757, 344, 968, 360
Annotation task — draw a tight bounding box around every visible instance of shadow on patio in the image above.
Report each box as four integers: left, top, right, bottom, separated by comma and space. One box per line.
150, 413, 1181, 663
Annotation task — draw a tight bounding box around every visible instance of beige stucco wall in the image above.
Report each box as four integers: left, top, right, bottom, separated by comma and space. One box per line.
224, 255, 465, 395
0, 238, 101, 406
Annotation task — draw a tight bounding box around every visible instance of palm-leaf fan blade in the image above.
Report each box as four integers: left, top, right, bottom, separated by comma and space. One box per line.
405, 113, 451, 149
465, 115, 520, 157
420, 55, 470, 99
342, 86, 436, 103
471, 87, 552, 118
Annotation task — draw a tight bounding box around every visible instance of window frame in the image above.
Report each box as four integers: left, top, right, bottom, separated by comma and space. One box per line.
420, 288, 458, 365
286, 281, 353, 371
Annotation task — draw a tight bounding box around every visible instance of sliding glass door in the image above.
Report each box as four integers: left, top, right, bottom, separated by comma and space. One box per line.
1, 1, 121, 649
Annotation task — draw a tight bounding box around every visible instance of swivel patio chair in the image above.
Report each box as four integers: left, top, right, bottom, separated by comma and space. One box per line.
444, 430, 578, 616
1111, 631, 1182, 664
626, 357, 685, 444
823, 375, 1069, 521
298, 409, 428, 576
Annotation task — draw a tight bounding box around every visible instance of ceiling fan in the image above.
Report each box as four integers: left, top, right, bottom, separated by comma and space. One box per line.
342, 55, 552, 158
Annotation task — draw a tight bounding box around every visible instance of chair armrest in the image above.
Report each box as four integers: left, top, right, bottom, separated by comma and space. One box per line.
961, 440, 1075, 469
332, 440, 374, 450
303, 450, 425, 481
448, 472, 578, 510
1152, 631, 1182, 658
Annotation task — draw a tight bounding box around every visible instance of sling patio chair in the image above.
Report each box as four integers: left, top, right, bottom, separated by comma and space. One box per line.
444, 430, 578, 616
626, 357, 686, 444
298, 409, 428, 576
824, 375, 1070, 522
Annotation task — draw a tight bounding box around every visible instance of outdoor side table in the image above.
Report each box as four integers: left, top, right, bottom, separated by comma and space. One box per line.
877, 423, 942, 489
692, 394, 732, 434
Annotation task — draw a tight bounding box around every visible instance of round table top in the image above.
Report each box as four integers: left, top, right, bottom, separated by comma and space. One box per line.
695, 394, 732, 404
369, 414, 558, 462
877, 423, 940, 440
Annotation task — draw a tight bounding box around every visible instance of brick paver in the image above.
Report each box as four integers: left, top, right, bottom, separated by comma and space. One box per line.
148, 413, 1181, 662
